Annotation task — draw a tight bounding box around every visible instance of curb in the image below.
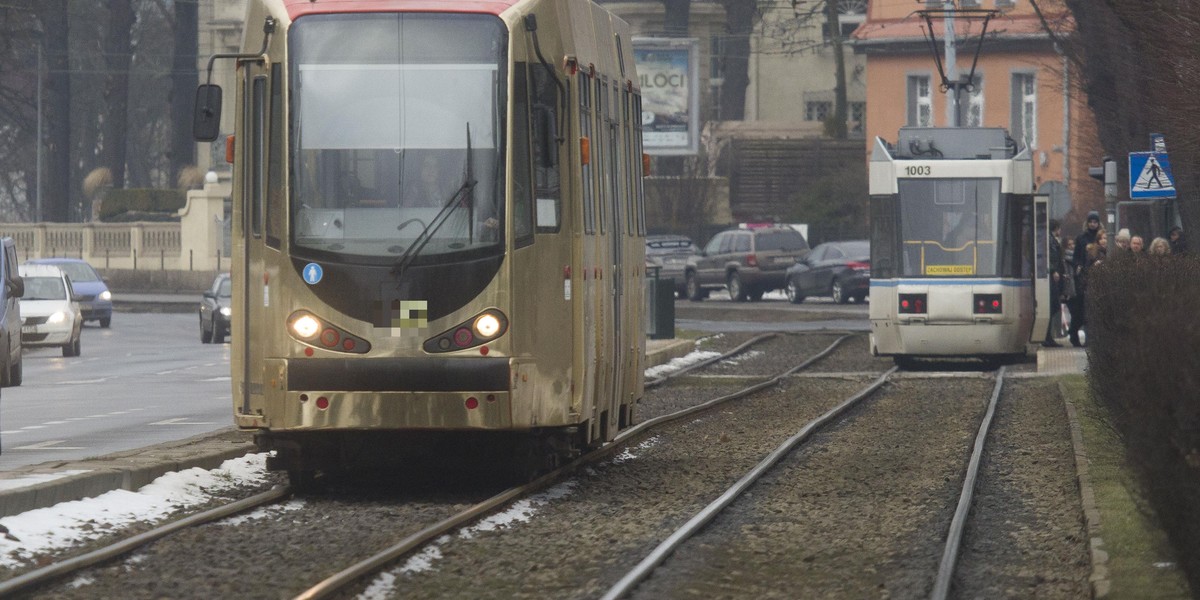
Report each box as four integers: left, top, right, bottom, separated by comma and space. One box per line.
645, 338, 695, 369
1061, 380, 1111, 599
0, 428, 257, 519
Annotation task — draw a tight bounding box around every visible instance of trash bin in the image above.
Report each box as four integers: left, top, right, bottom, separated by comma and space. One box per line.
646, 267, 675, 340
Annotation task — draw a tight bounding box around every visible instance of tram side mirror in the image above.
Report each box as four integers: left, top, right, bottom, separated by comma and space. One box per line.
7, 276, 23, 299
193, 84, 223, 142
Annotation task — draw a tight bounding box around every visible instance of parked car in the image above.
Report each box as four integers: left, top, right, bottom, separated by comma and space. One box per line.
200, 273, 232, 344
26, 258, 112, 328
785, 239, 871, 304
646, 234, 700, 298
685, 226, 810, 302
17, 264, 83, 357
0, 238, 24, 386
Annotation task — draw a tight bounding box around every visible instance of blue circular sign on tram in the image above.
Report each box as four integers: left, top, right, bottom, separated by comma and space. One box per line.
303, 263, 324, 285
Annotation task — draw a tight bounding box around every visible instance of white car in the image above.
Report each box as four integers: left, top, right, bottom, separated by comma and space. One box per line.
18, 264, 82, 357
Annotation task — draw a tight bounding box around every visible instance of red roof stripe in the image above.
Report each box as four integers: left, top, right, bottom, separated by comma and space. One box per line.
283, 0, 519, 20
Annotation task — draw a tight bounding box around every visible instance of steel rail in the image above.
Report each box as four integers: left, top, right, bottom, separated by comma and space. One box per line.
930, 366, 1007, 600
0, 485, 291, 597
294, 334, 856, 600
644, 332, 778, 388
600, 366, 897, 600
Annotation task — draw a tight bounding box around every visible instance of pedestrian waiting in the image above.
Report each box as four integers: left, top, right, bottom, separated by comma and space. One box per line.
1150, 237, 1171, 256
1130, 235, 1145, 254
1169, 226, 1187, 254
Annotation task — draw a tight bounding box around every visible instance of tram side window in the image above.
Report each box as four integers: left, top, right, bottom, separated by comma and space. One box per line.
512, 64, 535, 247
595, 77, 606, 235
266, 64, 283, 248
580, 72, 595, 234
531, 66, 560, 233
634, 95, 646, 236
250, 76, 266, 237
870, 196, 898, 279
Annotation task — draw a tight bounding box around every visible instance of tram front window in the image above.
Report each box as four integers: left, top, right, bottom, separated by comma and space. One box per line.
898, 179, 1002, 277
289, 14, 506, 262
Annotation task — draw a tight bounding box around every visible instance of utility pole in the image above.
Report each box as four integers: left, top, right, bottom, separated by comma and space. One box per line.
918, 1, 997, 130
943, 3, 958, 127
36, 41, 43, 223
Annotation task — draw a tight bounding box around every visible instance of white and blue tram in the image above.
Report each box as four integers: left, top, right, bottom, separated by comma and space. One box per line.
193, 0, 648, 481
868, 128, 1051, 365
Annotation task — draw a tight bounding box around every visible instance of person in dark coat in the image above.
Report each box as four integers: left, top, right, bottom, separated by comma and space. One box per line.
1169, 226, 1187, 255
1043, 219, 1066, 347
1068, 211, 1102, 347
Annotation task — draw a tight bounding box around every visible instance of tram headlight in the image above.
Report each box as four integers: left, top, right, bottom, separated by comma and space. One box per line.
424, 309, 509, 353
291, 314, 321, 339
474, 314, 501, 338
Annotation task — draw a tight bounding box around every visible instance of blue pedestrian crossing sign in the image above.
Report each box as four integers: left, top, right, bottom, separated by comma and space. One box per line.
1128, 151, 1176, 199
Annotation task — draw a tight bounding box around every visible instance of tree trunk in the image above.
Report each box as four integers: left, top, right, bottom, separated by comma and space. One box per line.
170, 0, 199, 182
663, 0, 691, 36
100, 0, 135, 191
718, 0, 756, 121
825, 0, 848, 140
39, 0, 71, 223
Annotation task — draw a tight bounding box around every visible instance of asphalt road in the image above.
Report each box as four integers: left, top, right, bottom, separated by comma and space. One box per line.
0, 313, 232, 471
0, 295, 871, 471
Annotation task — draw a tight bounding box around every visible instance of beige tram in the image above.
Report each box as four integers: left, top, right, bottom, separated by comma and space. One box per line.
194, 0, 647, 482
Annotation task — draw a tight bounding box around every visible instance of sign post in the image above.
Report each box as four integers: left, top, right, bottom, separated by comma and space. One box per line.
632, 38, 700, 156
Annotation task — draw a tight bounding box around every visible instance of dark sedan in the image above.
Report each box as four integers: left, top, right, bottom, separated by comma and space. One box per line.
785, 240, 870, 304
199, 273, 232, 343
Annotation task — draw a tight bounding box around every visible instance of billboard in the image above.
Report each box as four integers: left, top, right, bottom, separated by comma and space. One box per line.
633, 38, 700, 155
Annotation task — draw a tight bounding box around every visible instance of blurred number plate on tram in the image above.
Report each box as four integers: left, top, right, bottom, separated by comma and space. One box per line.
926, 265, 974, 275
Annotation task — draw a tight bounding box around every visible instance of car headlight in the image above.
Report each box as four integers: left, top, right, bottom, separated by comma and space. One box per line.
220, 307, 232, 317
47, 311, 66, 324
99, 290, 112, 301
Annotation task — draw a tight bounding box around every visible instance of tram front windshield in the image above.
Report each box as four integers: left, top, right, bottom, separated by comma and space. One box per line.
897, 178, 1010, 277
289, 14, 506, 262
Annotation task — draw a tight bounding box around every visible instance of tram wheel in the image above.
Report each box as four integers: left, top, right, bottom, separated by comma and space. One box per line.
288, 469, 317, 491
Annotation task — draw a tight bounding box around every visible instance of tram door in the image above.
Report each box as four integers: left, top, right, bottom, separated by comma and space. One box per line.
1029, 195, 1051, 344
605, 80, 624, 436
235, 58, 270, 418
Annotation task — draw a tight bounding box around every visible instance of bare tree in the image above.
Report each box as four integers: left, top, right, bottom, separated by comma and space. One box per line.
38, 0, 71, 222
100, 0, 135, 191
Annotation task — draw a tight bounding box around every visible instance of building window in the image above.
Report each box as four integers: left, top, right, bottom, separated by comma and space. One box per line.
907, 75, 932, 127
1011, 72, 1037, 148
850, 102, 866, 134
805, 101, 831, 122
961, 75, 983, 127
822, 0, 868, 41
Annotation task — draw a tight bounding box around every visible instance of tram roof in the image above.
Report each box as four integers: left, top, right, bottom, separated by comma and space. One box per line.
282, 0, 520, 20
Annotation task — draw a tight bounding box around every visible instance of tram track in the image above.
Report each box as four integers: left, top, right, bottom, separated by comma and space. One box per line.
1, 331, 838, 598
604, 369, 1088, 599
1, 337, 1088, 599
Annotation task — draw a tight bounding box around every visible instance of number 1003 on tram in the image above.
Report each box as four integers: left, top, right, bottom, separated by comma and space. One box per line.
867, 127, 1053, 367
193, 0, 649, 483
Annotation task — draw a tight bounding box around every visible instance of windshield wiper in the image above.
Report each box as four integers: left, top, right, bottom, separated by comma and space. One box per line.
391, 124, 477, 277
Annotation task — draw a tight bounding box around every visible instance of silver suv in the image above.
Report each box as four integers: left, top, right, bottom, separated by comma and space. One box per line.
685, 226, 810, 301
